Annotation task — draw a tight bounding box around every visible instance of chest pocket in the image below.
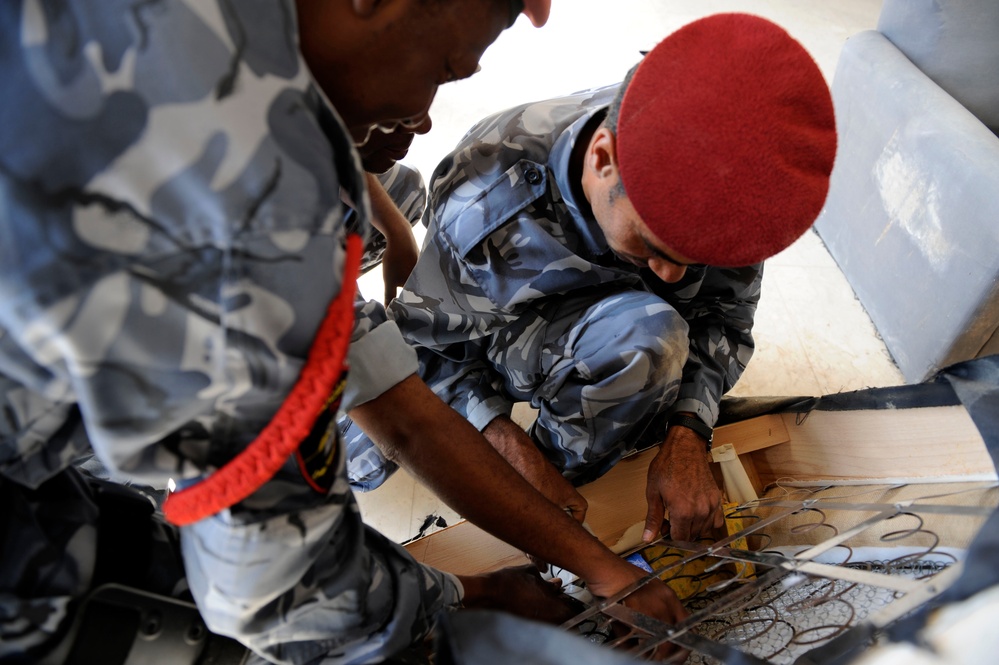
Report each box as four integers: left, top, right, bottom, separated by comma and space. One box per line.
445, 160, 549, 259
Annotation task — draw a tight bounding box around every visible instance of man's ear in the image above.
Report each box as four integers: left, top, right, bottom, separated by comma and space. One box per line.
587, 127, 621, 180
351, 0, 380, 17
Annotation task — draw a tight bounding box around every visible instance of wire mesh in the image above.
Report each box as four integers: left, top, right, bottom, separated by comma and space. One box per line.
562, 483, 998, 663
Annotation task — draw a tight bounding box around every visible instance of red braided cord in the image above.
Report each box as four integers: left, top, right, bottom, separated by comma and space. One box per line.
163, 234, 363, 526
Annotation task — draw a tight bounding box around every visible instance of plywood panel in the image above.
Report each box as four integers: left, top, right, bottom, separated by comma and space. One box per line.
752, 405, 995, 486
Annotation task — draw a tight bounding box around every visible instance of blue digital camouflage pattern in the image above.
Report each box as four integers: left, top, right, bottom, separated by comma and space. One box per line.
345, 85, 761, 489
0, 2, 456, 662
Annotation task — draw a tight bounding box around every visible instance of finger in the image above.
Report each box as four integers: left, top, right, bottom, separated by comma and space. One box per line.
693, 499, 721, 540
688, 513, 708, 542
643, 494, 665, 543
669, 513, 692, 542
713, 501, 726, 530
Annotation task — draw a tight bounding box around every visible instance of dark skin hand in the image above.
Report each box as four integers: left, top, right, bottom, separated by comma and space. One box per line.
458, 565, 585, 625
461, 567, 688, 660
643, 417, 724, 543
466, 416, 691, 659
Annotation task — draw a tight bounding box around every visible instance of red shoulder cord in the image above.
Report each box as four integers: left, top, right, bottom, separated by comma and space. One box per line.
163, 234, 363, 526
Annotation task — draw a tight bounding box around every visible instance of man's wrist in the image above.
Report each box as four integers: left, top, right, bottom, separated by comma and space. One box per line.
666, 413, 713, 450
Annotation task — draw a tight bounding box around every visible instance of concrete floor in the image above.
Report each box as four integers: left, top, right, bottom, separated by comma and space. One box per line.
355, 0, 904, 543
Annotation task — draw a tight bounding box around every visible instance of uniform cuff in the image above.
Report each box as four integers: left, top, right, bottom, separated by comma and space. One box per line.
466, 397, 513, 432
670, 397, 717, 428
342, 320, 419, 411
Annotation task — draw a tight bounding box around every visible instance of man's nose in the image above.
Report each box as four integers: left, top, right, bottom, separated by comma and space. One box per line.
411, 115, 433, 135
400, 114, 433, 135
649, 257, 687, 283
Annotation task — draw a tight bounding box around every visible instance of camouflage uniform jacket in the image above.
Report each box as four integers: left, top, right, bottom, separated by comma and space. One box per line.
391, 85, 762, 431
0, 2, 455, 663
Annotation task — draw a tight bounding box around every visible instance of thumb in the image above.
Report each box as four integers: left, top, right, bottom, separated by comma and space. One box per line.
643, 493, 665, 544
713, 502, 726, 530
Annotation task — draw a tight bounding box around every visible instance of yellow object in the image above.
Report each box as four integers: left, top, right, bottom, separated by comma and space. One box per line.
635, 502, 755, 601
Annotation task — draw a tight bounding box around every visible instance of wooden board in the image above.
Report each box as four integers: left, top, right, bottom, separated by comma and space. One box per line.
402, 519, 526, 575
752, 405, 995, 486
404, 414, 790, 575
715, 413, 789, 455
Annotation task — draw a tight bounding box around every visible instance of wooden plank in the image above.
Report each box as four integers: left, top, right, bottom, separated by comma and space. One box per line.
740, 454, 764, 498
752, 405, 996, 486
403, 523, 524, 576
404, 414, 789, 574
715, 413, 789, 455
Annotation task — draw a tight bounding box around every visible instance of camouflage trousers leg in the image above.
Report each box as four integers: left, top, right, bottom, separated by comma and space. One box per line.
340, 415, 400, 491
488, 289, 689, 484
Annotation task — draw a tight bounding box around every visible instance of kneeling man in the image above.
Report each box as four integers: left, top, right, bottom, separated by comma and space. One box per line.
350, 13, 836, 545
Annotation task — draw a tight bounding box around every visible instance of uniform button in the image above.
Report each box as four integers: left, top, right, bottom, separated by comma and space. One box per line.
525, 167, 542, 184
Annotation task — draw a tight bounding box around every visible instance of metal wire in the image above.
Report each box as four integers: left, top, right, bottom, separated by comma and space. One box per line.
563, 484, 997, 663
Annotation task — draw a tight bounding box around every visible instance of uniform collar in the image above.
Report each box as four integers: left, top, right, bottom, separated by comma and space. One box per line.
549, 105, 611, 256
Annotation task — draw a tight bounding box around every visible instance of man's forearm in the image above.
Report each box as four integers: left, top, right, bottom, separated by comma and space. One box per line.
482, 415, 588, 522
348, 375, 626, 588
482, 415, 549, 477
365, 172, 415, 242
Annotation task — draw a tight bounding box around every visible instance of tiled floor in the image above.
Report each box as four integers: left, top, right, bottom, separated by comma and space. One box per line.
355, 0, 904, 544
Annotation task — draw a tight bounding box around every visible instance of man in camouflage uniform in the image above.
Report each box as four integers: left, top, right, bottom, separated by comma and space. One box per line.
347, 15, 837, 547
2, 1, 695, 663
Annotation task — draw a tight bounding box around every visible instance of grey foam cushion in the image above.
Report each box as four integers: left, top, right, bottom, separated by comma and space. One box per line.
878, 0, 999, 133
816, 30, 999, 381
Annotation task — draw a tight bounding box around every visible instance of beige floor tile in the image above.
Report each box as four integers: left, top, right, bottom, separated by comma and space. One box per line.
768, 230, 840, 269
729, 281, 825, 398
354, 466, 464, 543
353, 466, 417, 543
511, 402, 540, 430
767, 263, 903, 394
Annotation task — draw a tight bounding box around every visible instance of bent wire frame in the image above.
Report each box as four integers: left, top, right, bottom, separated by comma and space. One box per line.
562, 484, 998, 664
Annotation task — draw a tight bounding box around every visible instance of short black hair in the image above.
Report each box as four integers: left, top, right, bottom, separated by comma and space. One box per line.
603, 61, 641, 134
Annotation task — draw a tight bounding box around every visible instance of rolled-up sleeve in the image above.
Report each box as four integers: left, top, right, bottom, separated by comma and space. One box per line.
341, 297, 419, 411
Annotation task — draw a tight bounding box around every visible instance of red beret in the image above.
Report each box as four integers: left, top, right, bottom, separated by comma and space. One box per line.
617, 13, 836, 267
